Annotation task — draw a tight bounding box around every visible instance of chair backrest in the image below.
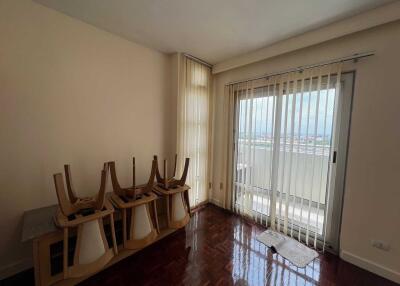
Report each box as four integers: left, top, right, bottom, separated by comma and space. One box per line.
163, 159, 168, 188
108, 157, 136, 197
110, 158, 156, 197
153, 155, 162, 183
154, 154, 178, 181
108, 161, 124, 196
94, 163, 109, 210
178, 158, 190, 186
172, 154, 177, 178
53, 173, 78, 216
55, 163, 109, 215
64, 164, 78, 204
132, 157, 136, 191
153, 155, 190, 187
144, 159, 157, 192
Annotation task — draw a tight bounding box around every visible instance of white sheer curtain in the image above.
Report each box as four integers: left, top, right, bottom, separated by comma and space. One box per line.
177, 55, 212, 207
222, 63, 342, 250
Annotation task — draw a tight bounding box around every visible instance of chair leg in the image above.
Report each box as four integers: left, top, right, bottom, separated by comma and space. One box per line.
63, 228, 68, 279
122, 209, 127, 248
183, 190, 191, 217
166, 195, 171, 228
110, 213, 118, 254
152, 200, 160, 233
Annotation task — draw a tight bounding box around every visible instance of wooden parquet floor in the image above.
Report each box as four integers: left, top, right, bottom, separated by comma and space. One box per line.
77, 204, 397, 286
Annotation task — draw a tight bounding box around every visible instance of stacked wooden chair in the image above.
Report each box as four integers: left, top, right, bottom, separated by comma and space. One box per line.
109, 158, 159, 249
53, 163, 117, 279
153, 155, 191, 229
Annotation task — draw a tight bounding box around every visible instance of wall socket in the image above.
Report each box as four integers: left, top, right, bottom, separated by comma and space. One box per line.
371, 239, 390, 251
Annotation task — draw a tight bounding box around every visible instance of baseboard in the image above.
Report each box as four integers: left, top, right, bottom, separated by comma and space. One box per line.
191, 200, 209, 212
209, 198, 222, 207
0, 257, 32, 280
340, 250, 400, 284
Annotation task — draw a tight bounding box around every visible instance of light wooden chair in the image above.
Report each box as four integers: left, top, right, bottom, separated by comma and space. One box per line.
153, 155, 191, 229
154, 154, 190, 190
63, 164, 106, 209
53, 163, 117, 279
109, 158, 159, 249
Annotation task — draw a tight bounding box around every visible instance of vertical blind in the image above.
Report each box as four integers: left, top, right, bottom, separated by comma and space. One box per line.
224, 63, 342, 250
177, 56, 212, 207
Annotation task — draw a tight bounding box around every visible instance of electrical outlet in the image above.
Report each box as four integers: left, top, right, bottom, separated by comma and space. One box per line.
371, 239, 390, 251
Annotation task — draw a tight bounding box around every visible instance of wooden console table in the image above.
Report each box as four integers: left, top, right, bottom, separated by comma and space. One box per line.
21, 194, 177, 286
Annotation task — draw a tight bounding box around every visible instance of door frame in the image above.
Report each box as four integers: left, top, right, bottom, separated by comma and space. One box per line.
231, 72, 355, 253
324, 71, 355, 252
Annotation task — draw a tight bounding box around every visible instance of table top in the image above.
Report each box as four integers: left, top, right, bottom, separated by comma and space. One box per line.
21, 204, 59, 242
20, 193, 117, 242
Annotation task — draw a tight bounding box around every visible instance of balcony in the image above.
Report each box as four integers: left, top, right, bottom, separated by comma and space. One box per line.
235, 139, 331, 236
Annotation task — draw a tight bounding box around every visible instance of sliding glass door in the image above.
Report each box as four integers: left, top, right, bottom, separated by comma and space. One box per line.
233, 71, 353, 251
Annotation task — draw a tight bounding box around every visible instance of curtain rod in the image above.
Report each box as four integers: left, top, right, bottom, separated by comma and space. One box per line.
225, 51, 374, 86
183, 53, 213, 68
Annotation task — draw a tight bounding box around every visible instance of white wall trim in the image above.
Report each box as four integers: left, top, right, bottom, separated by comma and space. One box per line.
213, 1, 400, 74
340, 250, 400, 284
0, 257, 32, 280
209, 198, 223, 208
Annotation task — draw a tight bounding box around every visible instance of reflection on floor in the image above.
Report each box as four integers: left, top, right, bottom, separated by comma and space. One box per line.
241, 194, 324, 234
3, 204, 397, 286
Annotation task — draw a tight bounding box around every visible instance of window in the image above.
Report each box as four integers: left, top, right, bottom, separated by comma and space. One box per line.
177, 56, 211, 207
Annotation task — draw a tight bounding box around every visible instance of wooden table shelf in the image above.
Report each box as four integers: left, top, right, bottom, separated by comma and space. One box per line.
22, 195, 178, 286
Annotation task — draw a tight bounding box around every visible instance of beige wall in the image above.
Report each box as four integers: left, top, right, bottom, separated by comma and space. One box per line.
0, 0, 175, 277
211, 21, 400, 282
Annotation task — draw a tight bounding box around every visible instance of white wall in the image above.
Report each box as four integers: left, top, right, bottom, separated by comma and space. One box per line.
211, 21, 400, 283
0, 0, 175, 277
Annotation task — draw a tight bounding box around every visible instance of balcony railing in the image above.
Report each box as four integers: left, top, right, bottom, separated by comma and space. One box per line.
235, 140, 330, 235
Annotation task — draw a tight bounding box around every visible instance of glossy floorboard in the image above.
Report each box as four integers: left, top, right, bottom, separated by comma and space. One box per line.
2, 204, 397, 286
78, 204, 396, 286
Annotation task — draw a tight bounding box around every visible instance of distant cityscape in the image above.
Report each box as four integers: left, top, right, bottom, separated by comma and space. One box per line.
237, 134, 332, 156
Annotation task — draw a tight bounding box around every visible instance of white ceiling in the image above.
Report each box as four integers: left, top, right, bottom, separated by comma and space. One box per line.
35, 0, 394, 64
